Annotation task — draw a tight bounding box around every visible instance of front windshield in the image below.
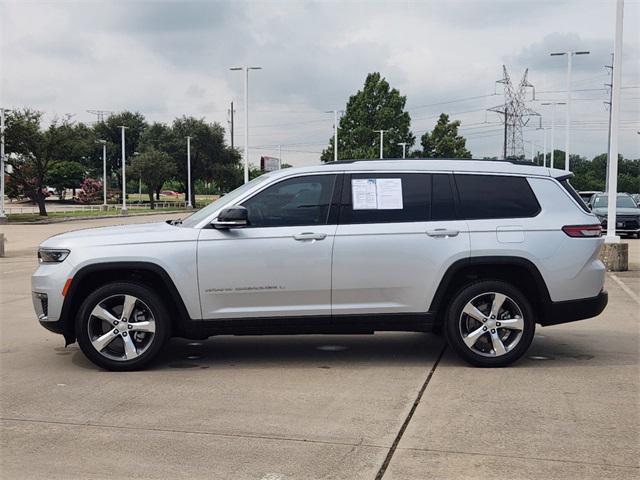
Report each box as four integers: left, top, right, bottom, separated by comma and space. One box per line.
180, 173, 274, 228
592, 195, 637, 209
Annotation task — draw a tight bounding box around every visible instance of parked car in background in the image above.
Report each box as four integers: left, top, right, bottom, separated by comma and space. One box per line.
32, 159, 607, 370
578, 190, 601, 207
591, 193, 640, 237
160, 190, 181, 197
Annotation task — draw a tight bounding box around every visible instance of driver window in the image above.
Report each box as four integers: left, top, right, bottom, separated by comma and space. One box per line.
241, 174, 337, 227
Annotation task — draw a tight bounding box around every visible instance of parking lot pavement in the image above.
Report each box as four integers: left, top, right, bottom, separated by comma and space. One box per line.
1, 217, 638, 480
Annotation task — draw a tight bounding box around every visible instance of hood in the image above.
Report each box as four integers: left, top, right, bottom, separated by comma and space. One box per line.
592, 207, 640, 216
40, 221, 194, 249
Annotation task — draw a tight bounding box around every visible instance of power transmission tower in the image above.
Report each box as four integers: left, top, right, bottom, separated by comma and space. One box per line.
488, 66, 538, 159
87, 110, 113, 123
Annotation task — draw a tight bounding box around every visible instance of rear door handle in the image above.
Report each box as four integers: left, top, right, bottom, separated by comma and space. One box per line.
426, 228, 459, 238
293, 232, 327, 241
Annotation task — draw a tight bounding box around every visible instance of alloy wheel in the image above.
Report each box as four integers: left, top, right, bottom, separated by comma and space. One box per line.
87, 294, 157, 362
458, 292, 525, 357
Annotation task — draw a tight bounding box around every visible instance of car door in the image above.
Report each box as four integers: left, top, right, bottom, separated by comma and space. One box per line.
331, 172, 470, 315
197, 173, 340, 319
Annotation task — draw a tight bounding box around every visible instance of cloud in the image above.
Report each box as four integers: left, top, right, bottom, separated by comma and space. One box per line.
1, 0, 638, 165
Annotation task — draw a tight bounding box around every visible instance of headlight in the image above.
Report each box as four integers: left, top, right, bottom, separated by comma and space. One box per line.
38, 248, 70, 263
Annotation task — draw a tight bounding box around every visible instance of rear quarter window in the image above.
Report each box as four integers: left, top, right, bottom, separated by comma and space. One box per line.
454, 174, 540, 220
560, 179, 591, 213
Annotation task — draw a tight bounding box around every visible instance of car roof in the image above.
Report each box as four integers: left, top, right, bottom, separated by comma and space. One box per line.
269, 159, 564, 179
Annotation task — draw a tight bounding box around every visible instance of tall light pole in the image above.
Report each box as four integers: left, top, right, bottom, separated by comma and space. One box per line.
536, 123, 548, 167
541, 102, 565, 169
325, 110, 341, 162
374, 130, 387, 159
230, 66, 262, 184
0, 108, 9, 223
96, 140, 107, 208
550, 50, 590, 172
397, 142, 407, 159
186, 136, 192, 208
605, 0, 624, 244
119, 126, 128, 214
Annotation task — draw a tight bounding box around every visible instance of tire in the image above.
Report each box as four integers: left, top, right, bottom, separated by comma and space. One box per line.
444, 280, 535, 367
76, 282, 170, 371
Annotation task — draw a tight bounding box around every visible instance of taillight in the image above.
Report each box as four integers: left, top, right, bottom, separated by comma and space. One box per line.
562, 224, 602, 238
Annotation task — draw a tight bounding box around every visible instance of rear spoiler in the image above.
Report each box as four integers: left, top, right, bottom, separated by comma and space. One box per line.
551, 170, 574, 181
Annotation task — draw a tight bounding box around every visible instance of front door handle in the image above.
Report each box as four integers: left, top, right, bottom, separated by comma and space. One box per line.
293, 232, 327, 241
426, 228, 459, 238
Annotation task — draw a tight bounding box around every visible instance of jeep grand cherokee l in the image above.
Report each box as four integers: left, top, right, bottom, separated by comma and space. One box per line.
32, 159, 608, 370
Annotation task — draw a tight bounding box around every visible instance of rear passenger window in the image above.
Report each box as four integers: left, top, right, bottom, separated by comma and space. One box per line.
340, 173, 430, 224
454, 174, 540, 219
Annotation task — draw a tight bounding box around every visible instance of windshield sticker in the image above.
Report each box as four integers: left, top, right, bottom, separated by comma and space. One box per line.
352, 178, 403, 210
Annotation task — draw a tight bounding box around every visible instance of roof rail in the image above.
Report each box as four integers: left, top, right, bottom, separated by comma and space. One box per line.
322, 158, 542, 166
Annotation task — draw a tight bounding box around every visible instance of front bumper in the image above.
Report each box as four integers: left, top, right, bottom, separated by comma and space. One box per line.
541, 290, 608, 326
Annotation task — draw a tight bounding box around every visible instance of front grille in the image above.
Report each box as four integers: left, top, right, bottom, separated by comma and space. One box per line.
617, 216, 639, 229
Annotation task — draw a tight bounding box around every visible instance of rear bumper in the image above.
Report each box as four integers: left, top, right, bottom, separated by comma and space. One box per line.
541, 290, 608, 326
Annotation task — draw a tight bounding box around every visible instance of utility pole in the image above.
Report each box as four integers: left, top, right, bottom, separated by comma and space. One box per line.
537, 119, 548, 167
96, 140, 107, 208
550, 50, 590, 172
230, 66, 262, 184
374, 130, 387, 159
541, 102, 565, 169
119, 126, 128, 214
604, 54, 614, 192
605, 0, 624, 244
228, 101, 235, 150
0, 108, 8, 223
278, 144, 282, 169
186, 136, 192, 208
86, 110, 113, 123
325, 110, 341, 161
397, 142, 407, 159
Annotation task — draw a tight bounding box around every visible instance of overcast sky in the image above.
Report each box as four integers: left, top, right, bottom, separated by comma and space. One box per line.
1, 0, 639, 167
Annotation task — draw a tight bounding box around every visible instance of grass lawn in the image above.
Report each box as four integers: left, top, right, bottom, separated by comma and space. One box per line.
8, 206, 192, 223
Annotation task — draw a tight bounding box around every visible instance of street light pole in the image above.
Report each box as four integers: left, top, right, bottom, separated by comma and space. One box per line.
605, 0, 624, 244
186, 136, 192, 208
0, 108, 8, 223
397, 142, 407, 159
374, 130, 387, 159
230, 66, 262, 184
551, 50, 590, 172
541, 102, 565, 169
119, 126, 128, 214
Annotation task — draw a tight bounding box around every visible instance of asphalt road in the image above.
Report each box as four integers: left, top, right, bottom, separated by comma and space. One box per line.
1, 215, 638, 480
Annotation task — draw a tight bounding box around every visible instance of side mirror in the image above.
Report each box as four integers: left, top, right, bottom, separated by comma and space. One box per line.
587, 203, 592, 209
212, 206, 248, 229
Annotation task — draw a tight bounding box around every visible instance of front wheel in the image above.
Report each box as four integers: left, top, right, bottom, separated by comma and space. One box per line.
444, 280, 535, 367
76, 282, 170, 371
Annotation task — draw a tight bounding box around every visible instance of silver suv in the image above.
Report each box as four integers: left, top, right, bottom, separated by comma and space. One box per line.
32, 159, 608, 370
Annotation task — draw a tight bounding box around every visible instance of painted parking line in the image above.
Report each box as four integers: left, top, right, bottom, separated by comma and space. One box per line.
609, 273, 640, 305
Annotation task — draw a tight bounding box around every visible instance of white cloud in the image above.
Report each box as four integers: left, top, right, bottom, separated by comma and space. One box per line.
1, 0, 638, 165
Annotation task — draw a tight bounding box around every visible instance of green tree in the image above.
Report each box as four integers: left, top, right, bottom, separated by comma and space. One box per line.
128, 149, 176, 209
417, 113, 471, 158
5, 110, 77, 215
170, 116, 239, 206
48, 161, 86, 199
92, 111, 147, 189
321, 72, 414, 161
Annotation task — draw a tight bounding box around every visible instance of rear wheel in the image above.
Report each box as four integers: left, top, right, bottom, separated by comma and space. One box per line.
76, 282, 170, 371
445, 280, 535, 367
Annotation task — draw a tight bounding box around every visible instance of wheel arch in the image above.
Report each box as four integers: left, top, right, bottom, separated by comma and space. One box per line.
429, 256, 552, 324
60, 261, 191, 345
